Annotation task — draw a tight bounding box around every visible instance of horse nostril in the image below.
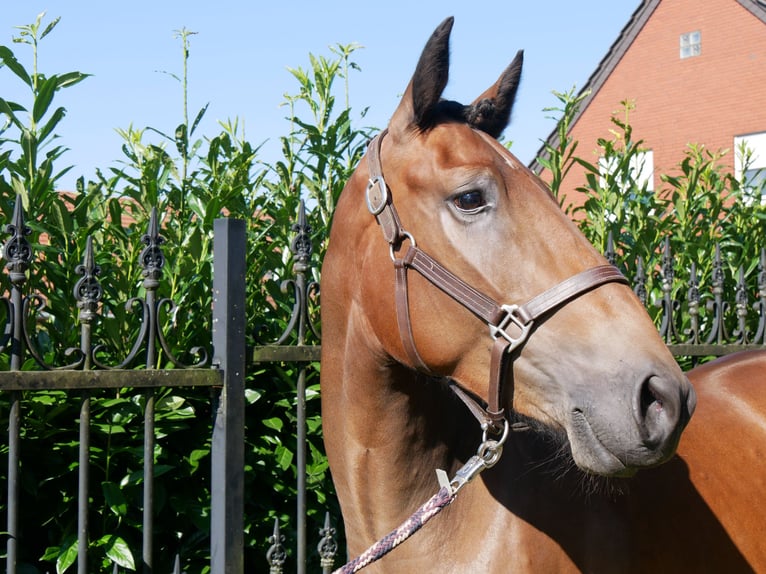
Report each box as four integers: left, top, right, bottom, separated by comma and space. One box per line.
636, 375, 681, 447
640, 379, 663, 417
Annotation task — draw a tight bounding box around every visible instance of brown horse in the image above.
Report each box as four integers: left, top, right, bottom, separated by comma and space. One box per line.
316, 17, 766, 573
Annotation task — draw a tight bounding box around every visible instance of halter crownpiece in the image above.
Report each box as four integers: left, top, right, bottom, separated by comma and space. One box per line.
365, 130, 629, 435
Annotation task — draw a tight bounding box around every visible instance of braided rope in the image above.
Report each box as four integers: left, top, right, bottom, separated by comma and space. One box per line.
332, 486, 455, 574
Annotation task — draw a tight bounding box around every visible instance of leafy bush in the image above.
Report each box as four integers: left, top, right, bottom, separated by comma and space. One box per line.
540, 90, 766, 357
1, 13, 369, 572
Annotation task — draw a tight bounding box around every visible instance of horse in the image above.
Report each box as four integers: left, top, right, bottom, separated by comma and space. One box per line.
316, 16, 766, 573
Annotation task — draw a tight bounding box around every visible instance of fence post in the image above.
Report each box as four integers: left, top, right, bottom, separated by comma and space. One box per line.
4, 196, 32, 574
211, 218, 246, 573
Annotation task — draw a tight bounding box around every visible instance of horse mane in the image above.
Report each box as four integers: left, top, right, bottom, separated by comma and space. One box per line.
428, 94, 518, 137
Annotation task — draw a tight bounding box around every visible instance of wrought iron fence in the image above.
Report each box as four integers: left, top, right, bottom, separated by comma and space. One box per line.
604, 232, 766, 358
0, 196, 245, 574
253, 201, 335, 574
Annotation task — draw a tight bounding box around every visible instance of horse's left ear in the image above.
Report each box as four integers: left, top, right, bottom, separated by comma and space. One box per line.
465, 50, 524, 138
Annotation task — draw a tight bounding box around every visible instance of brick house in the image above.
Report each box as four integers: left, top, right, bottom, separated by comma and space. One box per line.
531, 0, 766, 205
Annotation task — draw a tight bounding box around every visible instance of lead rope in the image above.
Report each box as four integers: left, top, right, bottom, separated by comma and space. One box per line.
332, 421, 509, 574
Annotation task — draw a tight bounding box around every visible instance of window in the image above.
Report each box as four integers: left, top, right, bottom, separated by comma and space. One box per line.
734, 132, 766, 203
680, 31, 701, 59
599, 150, 655, 193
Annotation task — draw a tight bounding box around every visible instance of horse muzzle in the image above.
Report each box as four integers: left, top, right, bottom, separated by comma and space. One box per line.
566, 371, 696, 477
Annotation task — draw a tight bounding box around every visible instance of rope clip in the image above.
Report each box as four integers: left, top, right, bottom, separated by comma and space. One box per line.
435, 419, 509, 495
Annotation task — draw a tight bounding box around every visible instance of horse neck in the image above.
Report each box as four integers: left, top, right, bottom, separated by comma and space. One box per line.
331, 354, 589, 570
322, 306, 605, 570
324, 327, 480, 533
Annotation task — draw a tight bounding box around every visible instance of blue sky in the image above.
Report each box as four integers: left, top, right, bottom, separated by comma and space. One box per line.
2, 2, 640, 191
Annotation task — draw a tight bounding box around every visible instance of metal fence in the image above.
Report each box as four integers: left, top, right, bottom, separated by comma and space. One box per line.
2, 193, 764, 573
0, 197, 246, 573
603, 233, 766, 358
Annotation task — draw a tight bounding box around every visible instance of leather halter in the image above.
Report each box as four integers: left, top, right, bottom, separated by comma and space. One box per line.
365, 129, 628, 434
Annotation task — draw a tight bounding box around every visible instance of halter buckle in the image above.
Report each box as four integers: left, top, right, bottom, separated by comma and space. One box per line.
489, 304, 533, 351
366, 176, 389, 215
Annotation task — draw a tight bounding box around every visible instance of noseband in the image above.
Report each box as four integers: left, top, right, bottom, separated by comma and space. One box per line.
365, 129, 628, 435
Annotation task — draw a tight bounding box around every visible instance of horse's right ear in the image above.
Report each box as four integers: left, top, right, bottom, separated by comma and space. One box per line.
389, 17, 454, 137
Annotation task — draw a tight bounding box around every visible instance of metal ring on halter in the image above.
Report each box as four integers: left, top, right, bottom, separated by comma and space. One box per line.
477, 439, 504, 468
481, 418, 510, 449
389, 231, 416, 262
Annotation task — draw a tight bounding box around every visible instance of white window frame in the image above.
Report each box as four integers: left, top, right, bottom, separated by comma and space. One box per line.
680, 31, 701, 59
598, 150, 654, 193
734, 132, 766, 203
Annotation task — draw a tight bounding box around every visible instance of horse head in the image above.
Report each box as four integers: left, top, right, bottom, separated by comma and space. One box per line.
321, 17, 695, 497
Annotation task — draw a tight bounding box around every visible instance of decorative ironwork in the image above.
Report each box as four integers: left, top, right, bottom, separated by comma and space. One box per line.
734, 267, 750, 344
266, 518, 288, 574
0, 196, 86, 369
256, 200, 323, 574
3, 198, 32, 286
0, 197, 207, 371
590, 231, 766, 356
754, 249, 766, 344
633, 257, 647, 307
92, 207, 207, 369
291, 200, 313, 273
275, 200, 321, 345
318, 512, 338, 573
685, 263, 701, 344
705, 244, 729, 345
74, 236, 103, 324
658, 238, 679, 343
140, 206, 166, 289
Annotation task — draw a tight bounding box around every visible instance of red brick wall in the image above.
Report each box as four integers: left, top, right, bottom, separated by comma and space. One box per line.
553, 0, 766, 205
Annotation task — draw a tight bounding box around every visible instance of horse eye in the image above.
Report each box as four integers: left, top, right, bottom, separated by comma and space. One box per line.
453, 190, 486, 212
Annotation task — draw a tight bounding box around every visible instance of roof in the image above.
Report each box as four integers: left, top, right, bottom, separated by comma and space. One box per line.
529, 0, 766, 173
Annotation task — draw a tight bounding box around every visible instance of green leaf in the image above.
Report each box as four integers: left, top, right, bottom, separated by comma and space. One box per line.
275, 444, 294, 470
56, 536, 78, 574
0, 97, 25, 130
100, 535, 136, 570
50, 198, 71, 238
188, 448, 209, 472
0, 45, 32, 87
157, 395, 185, 411
37, 104, 66, 143
245, 388, 262, 404
189, 103, 208, 136
40, 16, 61, 40
55, 71, 90, 89
175, 123, 187, 156
20, 127, 37, 169
262, 417, 283, 431
33, 75, 58, 123
102, 481, 128, 517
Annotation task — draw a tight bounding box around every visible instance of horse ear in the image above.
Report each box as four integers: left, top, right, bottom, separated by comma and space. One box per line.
464, 50, 524, 138
389, 17, 454, 135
